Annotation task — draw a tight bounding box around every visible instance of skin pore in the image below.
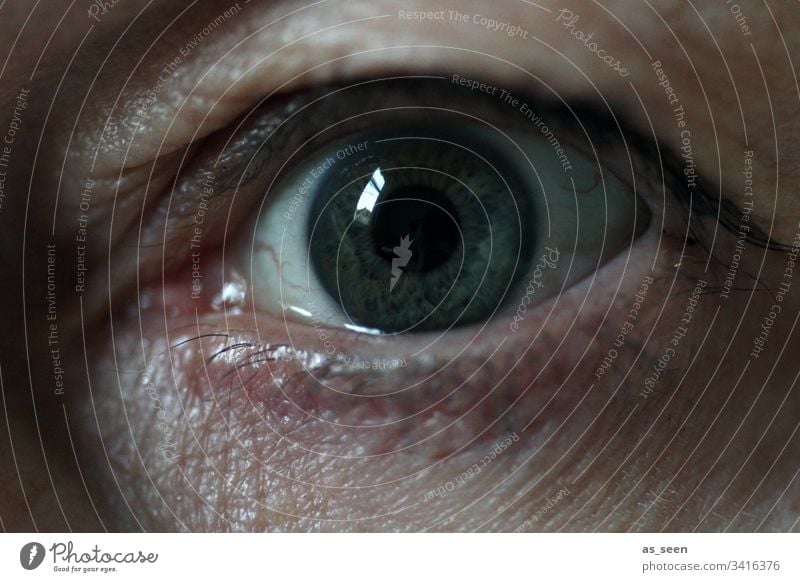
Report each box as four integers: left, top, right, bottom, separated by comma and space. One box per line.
0, 0, 798, 532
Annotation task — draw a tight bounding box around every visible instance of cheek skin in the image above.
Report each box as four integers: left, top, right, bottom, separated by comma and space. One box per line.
71, 220, 727, 532
69, 206, 799, 532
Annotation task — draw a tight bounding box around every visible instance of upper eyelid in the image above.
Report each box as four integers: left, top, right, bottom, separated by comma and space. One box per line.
169, 77, 687, 219
73, 4, 590, 181
62, 1, 782, 253
52, 3, 778, 230
171, 74, 791, 264
205, 76, 455, 194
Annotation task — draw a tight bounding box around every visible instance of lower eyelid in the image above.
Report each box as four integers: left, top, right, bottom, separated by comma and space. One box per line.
105, 70, 700, 464
130, 220, 672, 461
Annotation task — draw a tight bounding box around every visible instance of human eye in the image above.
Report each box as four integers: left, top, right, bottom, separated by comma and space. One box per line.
109, 69, 678, 527
37, 1, 793, 534
230, 77, 648, 334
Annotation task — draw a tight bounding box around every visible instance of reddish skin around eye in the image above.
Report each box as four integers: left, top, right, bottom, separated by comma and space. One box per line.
105, 220, 666, 473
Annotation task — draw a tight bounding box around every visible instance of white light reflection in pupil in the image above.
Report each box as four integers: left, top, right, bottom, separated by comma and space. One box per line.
354, 167, 385, 224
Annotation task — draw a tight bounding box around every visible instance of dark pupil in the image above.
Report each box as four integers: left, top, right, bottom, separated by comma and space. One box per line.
371, 186, 460, 273
307, 133, 533, 334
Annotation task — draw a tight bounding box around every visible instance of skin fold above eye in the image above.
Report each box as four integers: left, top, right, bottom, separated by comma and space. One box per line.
1, 0, 798, 534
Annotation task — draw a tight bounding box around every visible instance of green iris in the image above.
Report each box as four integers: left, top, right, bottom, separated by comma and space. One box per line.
307, 129, 535, 333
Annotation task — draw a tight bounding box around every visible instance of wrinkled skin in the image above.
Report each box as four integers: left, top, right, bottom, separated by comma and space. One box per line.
0, 0, 798, 532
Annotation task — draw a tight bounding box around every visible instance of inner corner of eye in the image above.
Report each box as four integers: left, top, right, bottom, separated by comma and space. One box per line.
229, 78, 648, 336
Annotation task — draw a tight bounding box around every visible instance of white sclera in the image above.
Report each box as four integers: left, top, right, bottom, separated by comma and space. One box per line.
241, 123, 642, 332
